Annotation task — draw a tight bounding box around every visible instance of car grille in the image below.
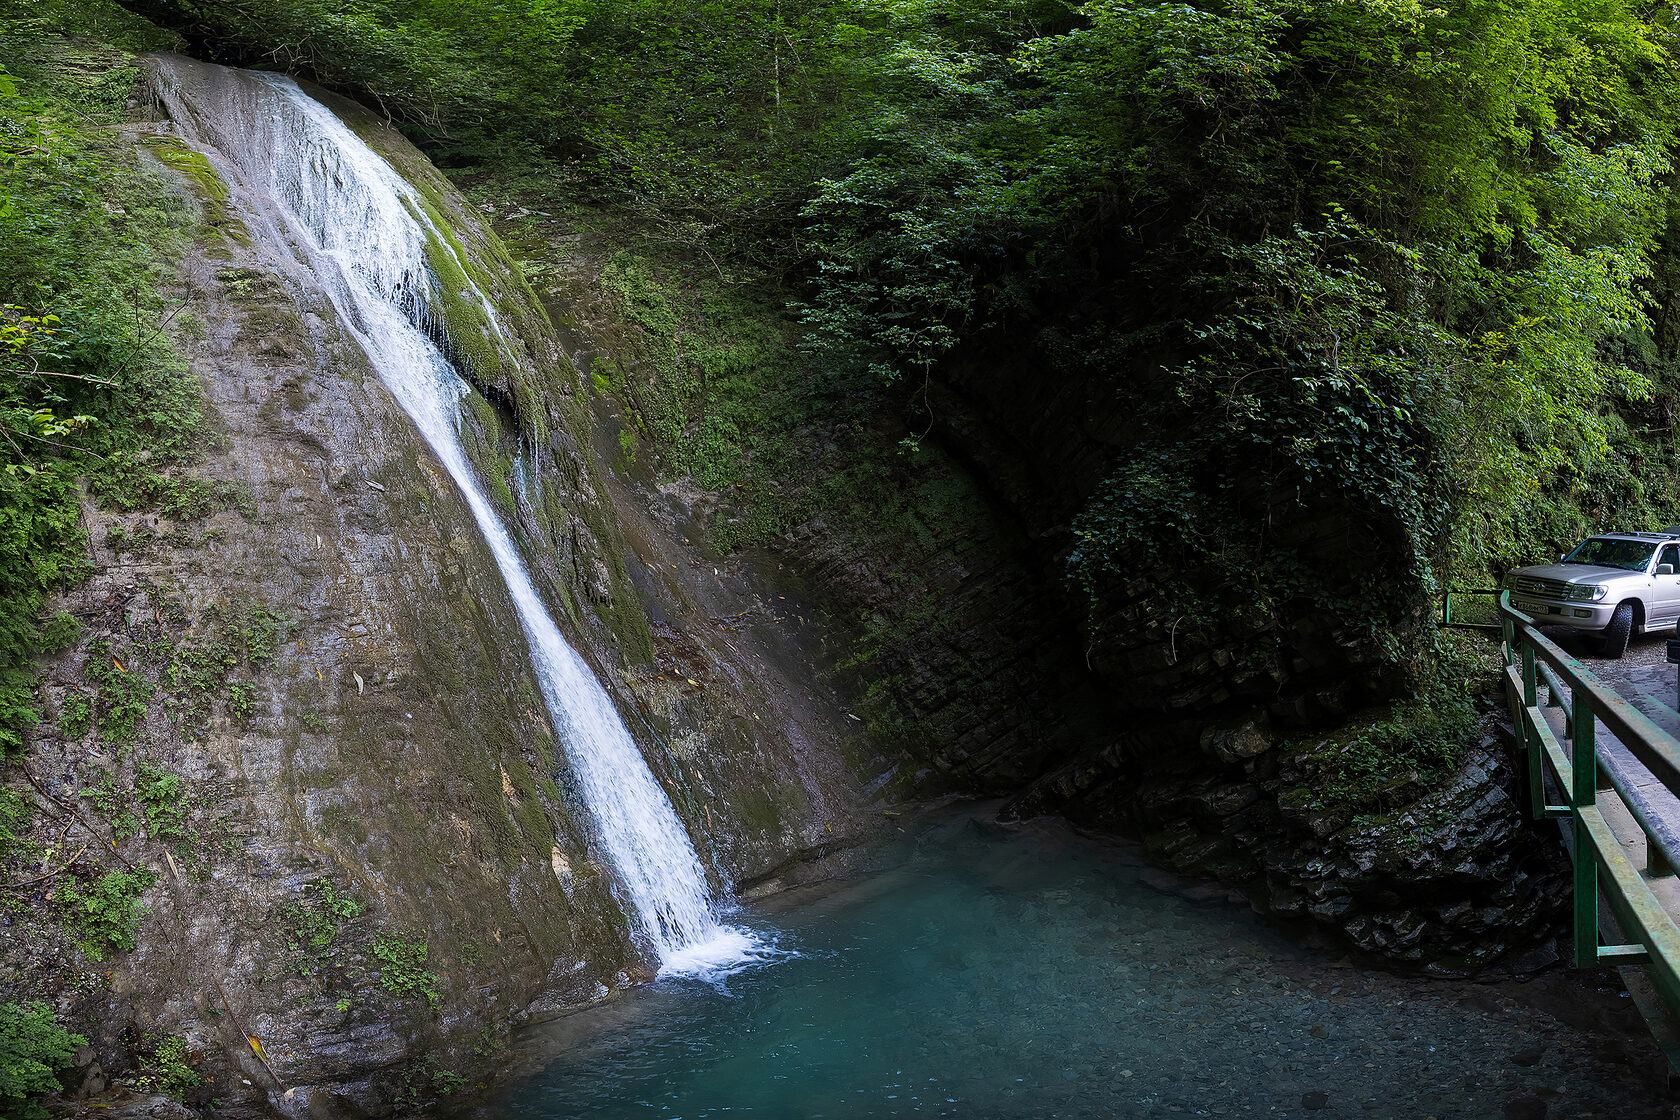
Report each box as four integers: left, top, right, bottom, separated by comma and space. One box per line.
1511, 575, 1573, 599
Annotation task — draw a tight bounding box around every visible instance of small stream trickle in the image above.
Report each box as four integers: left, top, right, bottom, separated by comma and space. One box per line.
149, 55, 761, 974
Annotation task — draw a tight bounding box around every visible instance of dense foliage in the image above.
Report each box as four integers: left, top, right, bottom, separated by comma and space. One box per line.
115, 0, 1680, 662
0, 12, 200, 751
789, 1, 1680, 648
0, 1001, 84, 1120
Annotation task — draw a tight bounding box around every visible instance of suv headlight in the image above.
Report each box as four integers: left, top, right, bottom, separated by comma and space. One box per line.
1570, 585, 1609, 601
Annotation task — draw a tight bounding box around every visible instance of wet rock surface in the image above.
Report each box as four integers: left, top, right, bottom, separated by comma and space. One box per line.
8, 56, 868, 1119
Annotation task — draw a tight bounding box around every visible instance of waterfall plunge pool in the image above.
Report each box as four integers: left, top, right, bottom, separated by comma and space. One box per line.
488, 807, 1666, 1120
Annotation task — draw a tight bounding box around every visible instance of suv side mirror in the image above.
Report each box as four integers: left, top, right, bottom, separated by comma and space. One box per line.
1660, 564, 1676, 576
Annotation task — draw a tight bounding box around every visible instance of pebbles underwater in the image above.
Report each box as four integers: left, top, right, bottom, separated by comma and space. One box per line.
491, 807, 1669, 1119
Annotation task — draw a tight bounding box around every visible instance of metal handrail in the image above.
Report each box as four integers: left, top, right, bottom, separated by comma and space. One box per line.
1499, 591, 1680, 1023
1504, 601, 1680, 790
1530, 658, 1680, 877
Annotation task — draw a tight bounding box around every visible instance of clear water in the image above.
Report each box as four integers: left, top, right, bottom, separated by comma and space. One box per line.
493, 810, 1666, 1120
147, 55, 757, 973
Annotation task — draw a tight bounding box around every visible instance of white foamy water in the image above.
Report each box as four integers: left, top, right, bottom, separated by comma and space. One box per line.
150, 56, 762, 974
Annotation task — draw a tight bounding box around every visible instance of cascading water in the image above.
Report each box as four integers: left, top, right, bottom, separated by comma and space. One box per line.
149, 56, 758, 974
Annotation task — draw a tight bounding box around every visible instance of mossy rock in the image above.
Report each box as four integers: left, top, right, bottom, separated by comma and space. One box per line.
141, 135, 249, 245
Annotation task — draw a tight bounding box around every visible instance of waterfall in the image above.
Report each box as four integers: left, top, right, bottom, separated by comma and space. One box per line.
149, 56, 758, 975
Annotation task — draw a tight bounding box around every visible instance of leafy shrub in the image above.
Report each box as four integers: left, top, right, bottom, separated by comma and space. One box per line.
134, 1036, 201, 1099
0, 788, 28, 860
372, 934, 440, 1006
133, 761, 188, 844
78, 773, 137, 840
35, 613, 78, 654
0, 30, 201, 753
83, 641, 152, 745
54, 868, 156, 961
1294, 699, 1477, 815
283, 881, 362, 953
54, 691, 89, 741
225, 681, 255, 723
0, 1001, 85, 1120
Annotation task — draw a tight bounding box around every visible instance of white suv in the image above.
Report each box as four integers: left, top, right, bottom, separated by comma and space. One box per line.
1505, 530, 1680, 657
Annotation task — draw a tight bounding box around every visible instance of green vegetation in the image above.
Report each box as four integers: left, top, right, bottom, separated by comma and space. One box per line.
225, 681, 255, 723
372, 933, 441, 1006
53, 691, 89, 741
430, 1066, 467, 1095
589, 252, 806, 550
282, 881, 363, 954
1290, 701, 1476, 816
0, 0, 1667, 935
134, 760, 188, 844
36, 613, 77, 654
0, 13, 201, 754
272, 881, 365, 989
77, 756, 215, 858
82, 640, 153, 746
471, 1022, 508, 1059
0, 1001, 85, 1120
392, 1057, 467, 1111
1285, 632, 1489, 815
0, 787, 29, 860
53, 867, 156, 961
132, 0, 1680, 669
134, 1036, 202, 1099
79, 772, 139, 840
159, 600, 286, 735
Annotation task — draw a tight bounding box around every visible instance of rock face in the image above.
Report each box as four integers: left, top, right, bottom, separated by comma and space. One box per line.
1117, 726, 1564, 971
748, 324, 1564, 970
10, 54, 864, 1117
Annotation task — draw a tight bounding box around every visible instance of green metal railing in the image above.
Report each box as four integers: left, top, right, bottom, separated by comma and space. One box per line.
1497, 590, 1680, 1025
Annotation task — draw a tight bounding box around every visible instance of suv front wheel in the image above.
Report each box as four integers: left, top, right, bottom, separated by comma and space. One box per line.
1597, 601, 1636, 659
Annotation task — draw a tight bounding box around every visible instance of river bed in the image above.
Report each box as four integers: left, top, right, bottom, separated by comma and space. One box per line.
488, 808, 1668, 1119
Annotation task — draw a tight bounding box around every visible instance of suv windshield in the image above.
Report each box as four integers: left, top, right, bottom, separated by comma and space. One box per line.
1562, 538, 1659, 572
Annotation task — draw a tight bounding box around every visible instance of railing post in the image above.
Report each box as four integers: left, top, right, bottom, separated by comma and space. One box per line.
1572, 685, 1599, 969
1650, 833, 1674, 878
1521, 636, 1544, 820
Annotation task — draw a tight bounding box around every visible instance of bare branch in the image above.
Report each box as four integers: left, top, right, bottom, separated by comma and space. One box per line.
17, 762, 137, 870
105, 291, 196, 384
0, 366, 116, 386
13, 430, 107, 460
0, 844, 89, 891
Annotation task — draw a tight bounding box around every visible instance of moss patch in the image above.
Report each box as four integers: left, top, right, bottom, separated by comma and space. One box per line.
140, 135, 249, 245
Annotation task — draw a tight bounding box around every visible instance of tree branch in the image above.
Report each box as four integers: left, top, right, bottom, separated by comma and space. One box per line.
0, 844, 88, 891
0, 365, 117, 386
